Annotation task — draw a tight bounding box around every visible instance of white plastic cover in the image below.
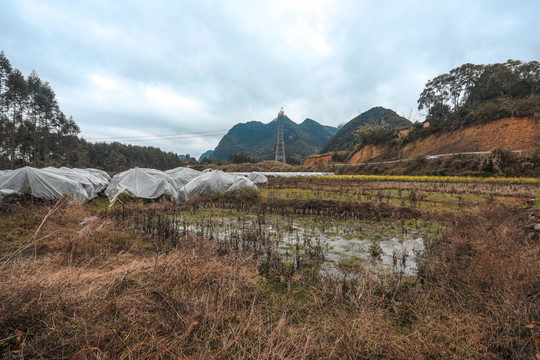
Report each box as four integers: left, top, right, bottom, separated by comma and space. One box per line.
259, 172, 334, 177
230, 171, 333, 178
0, 167, 94, 202
0, 189, 18, 196
85, 168, 112, 182
0, 189, 19, 206
165, 167, 202, 188
230, 172, 268, 184
181, 170, 257, 200
105, 167, 180, 205
43, 167, 109, 199
247, 172, 268, 184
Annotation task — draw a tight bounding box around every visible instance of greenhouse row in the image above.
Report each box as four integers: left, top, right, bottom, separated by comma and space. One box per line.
0, 166, 274, 205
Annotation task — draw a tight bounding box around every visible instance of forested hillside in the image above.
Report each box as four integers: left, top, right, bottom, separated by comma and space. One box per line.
210, 116, 337, 162
325, 60, 539, 159
320, 107, 411, 153
0, 51, 182, 171
407, 59, 539, 142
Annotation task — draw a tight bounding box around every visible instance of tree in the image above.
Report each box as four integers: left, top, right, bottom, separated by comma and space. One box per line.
409, 59, 540, 146
418, 73, 452, 113
200, 157, 215, 165
228, 152, 255, 164
108, 149, 127, 171
449, 63, 484, 107
0, 53, 12, 167
5, 69, 28, 169
27, 70, 43, 166
353, 124, 396, 147
0, 51, 12, 108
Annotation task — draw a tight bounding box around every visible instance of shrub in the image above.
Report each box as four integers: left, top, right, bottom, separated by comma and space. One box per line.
354, 124, 396, 147
478, 146, 517, 174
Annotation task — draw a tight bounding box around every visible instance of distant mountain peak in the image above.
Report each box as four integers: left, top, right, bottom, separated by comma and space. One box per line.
319, 106, 412, 153
210, 116, 338, 162
198, 150, 213, 162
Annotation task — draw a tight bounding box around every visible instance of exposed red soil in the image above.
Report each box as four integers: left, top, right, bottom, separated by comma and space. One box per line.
348, 117, 539, 163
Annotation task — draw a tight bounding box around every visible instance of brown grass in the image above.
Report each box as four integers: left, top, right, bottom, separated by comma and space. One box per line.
264, 176, 539, 199
213, 160, 309, 173
0, 200, 538, 359
421, 204, 540, 357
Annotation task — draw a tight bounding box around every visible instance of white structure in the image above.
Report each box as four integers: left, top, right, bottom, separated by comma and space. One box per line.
180, 170, 257, 200
105, 167, 179, 205
0, 167, 96, 203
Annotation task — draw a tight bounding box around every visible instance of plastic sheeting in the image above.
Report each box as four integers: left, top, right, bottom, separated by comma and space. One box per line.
43, 167, 109, 199
0, 189, 18, 196
260, 172, 334, 178
181, 170, 257, 200
231, 171, 333, 178
247, 172, 268, 184
231, 172, 268, 184
0, 167, 94, 202
85, 168, 112, 182
165, 167, 202, 187
0, 189, 19, 206
105, 167, 179, 205
230, 172, 268, 184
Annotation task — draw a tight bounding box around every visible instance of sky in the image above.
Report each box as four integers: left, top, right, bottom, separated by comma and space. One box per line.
1, 0, 539, 158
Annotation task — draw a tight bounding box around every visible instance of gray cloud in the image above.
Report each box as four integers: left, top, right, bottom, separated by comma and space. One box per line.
1, 0, 538, 158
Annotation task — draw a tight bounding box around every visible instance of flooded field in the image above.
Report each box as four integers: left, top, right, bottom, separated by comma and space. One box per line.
174, 208, 440, 276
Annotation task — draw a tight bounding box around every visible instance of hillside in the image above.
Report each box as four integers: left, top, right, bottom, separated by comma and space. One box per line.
210, 116, 338, 161
346, 117, 539, 163
198, 150, 213, 162
320, 107, 412, 153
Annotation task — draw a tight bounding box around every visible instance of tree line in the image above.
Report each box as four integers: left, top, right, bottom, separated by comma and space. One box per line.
0, 51, 183, 171
348, 60, 539, 151
416, 59, 539, 133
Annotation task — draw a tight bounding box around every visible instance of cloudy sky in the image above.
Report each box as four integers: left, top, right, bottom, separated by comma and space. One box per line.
1, 0, 538, 158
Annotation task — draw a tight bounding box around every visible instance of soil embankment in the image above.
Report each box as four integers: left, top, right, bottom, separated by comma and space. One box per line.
303, 153, 333, 167
347, 117, 539, 164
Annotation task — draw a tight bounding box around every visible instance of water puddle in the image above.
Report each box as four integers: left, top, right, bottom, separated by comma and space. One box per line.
175, 209, 436, 276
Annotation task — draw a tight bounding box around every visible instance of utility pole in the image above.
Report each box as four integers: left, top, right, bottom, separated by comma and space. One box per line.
275, 107, 286, 163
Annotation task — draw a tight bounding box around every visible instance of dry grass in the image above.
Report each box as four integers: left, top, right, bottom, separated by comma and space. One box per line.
265, 177, 539, 198
0, 200, 538, 359
421, 204, 540, 357
217, 160, 308, 173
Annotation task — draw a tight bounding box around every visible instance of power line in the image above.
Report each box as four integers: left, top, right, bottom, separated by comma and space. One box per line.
85, 129, 228, 142
83, 119, 342, 143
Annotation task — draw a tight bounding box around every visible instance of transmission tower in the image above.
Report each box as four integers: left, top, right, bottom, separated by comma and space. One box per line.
274, 107, 286, 163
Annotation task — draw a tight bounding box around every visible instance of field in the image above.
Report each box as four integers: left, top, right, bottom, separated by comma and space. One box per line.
1, 175, 539, 359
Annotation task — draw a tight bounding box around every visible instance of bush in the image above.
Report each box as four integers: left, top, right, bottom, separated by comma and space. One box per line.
478, 146, 517, 174
228, 152, 256, 164
354, 124, 396, 147
331, 151, 348, 163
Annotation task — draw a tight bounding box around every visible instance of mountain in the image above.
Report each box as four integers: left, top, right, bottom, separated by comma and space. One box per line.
210, 116, 338, 161
198, 150, 213, 162
319, 107, 412, 153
